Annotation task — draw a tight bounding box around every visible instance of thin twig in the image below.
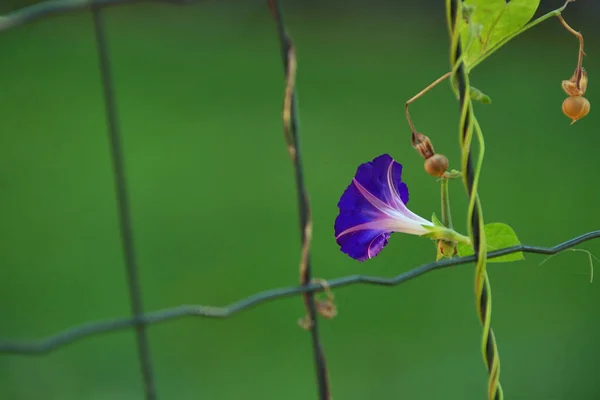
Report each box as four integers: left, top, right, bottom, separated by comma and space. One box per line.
539, 248, 598, 284
1, 230, 599, 355
557, 14, 585, 71
267, 1, 331, 399
91, 5, 156, 400
0, 0, 193, 32
405, 71, 451, 133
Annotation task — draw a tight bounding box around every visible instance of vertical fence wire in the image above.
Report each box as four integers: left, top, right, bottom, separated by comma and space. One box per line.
267, 1, 331, 399
91, 4, 156, 399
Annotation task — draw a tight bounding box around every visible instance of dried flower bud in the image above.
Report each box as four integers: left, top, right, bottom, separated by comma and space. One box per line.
424, 154, 449, 177
578, 68, 588, 94
411, 132, 435, 159
562, 67, 588, 97
562, 95, 590, 124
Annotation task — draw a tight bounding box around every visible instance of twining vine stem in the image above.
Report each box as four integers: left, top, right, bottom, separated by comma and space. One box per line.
448, 1, 499, 398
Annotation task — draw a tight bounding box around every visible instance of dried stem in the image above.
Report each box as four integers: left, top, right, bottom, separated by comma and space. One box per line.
268, 1, 331, 399
557, 14, 585, 71
405, 71, 451, 133
282, 45, 298, 161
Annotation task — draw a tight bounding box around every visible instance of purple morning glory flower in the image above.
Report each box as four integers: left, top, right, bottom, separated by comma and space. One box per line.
334, 154, 434, 261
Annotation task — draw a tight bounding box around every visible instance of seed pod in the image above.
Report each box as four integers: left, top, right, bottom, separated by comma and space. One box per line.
424, 154, 449, 177
562, 96, 590, 124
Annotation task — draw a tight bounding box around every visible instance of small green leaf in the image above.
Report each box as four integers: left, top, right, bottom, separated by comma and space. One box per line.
456, 222, 525, 263
470, 86, 492, 104
461, 0, 540, 67
431, 213, 444, 227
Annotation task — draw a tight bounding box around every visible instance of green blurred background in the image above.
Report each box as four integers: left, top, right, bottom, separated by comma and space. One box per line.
1, 1, 599, 399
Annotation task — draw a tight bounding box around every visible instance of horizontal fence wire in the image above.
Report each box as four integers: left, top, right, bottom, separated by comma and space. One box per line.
1, 230, 599, 355
1, 2, 599, 400
0, 0, 195, 31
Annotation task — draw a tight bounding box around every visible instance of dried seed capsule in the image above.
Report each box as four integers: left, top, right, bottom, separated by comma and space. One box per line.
424, 154, 449, 177
562, 96, 590, 124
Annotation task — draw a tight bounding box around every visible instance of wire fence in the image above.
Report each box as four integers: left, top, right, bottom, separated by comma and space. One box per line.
1, 1, 599, 400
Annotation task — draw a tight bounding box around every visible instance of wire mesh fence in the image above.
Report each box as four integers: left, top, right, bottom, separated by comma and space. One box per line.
1, 1, 599, 400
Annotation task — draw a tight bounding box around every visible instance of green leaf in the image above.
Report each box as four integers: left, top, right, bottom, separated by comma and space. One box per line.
470, 86, 492, 104
456, 223, 525, 263
461, 0, 540, 67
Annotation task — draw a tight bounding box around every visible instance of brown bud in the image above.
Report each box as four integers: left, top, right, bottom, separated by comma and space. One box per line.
562, 67, 587, 97
411, 132, 435, 159
562, 95, 590, 124
578, 68, 588, 94
424, 154, 449, 177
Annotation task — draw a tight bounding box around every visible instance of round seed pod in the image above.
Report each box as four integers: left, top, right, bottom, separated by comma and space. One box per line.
562, 96, 590, 123
424, 154, 449, 177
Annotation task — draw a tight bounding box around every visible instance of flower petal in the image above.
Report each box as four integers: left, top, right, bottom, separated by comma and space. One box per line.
335, 154, 411, 239
336, 228, 390, 262
355, 154, 409, 207
334, 154, 432, 261
334, 177, 391, 261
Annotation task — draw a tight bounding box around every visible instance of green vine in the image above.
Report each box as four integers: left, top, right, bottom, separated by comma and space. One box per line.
447, 1, 501, 398
406, 0, 587, 398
